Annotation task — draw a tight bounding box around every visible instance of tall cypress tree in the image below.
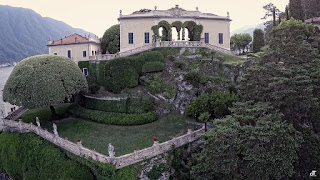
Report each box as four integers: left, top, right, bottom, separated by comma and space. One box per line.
252, 29, 265, 53
289, 0, 305, 20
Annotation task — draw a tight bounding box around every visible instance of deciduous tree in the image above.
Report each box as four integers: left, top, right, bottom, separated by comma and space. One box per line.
185, 91, 238, 120
3, 55, 88, 119
101, 24, 120, 54
230, 33, 252, 54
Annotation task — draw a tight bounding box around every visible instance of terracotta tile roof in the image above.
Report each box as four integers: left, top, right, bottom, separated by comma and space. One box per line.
305, 17, 320, 23
49, 33, 97, 46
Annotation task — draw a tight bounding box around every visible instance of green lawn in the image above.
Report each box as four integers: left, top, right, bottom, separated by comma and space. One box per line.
56, 112, 190, 156
18, 103, 72, 126
19, 106, 192, 156
217, 52, 247, 65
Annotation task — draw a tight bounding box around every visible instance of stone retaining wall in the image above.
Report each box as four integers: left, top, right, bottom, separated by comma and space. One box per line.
0, 118, 204, 169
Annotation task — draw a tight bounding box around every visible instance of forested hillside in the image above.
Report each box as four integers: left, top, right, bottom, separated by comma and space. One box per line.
0, 5, 94, 65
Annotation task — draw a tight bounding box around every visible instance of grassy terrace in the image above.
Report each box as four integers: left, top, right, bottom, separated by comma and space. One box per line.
19, 104, 191, 156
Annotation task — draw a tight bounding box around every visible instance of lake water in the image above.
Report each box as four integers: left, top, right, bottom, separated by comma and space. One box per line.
0, 66, 14, 103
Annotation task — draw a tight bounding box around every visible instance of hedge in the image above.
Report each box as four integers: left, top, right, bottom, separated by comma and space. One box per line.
138, 51, 164, 63
78, 51, 164, 94
142, 62, 165, 73
83, 95, 154, 114
68, 104, 158, 125
0, 132, 94, 180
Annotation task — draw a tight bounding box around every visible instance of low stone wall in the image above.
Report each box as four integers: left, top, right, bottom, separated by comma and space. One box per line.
0, 118, 205, 169
82, 94, 128, 101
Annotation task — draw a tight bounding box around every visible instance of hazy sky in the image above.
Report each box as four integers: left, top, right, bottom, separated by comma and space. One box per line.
0, 0, 289, 37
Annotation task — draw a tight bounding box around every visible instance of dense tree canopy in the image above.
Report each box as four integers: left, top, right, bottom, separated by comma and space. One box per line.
191, 102, 302, 180
252, 29, 265, 53
101, 24, 120, 54
230, 33, 252, 54
289, 0, 304, 21
239, 19, 320, 132
3, 55, 88, 117
289, 0, 320, 20
185, 91, 238, 120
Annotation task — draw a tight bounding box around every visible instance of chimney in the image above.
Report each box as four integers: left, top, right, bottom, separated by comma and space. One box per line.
48, 37, 52, 44
60, 39, 63, 44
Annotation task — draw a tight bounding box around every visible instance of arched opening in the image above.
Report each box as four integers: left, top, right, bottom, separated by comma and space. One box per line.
158, 21, 172, 41
171, 21, 182, 41
171, 27, 178, 41
159, 26, 169, 41
184, 28, 189, 41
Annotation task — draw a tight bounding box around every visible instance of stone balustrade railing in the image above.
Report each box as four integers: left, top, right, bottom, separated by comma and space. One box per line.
0, 118, 205, 169
82, 94, 128, 101
89, 41, 233, 61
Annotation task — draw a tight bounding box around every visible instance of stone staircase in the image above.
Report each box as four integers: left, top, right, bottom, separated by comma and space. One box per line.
89, 40, 233, 61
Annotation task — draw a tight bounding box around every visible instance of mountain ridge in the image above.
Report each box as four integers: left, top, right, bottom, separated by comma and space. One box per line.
0, 5, 95, 65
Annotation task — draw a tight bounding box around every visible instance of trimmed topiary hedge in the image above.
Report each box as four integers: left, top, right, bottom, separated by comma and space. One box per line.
79, 51, 164, 94
83, 95, 154, 114
142, 62, 165, 73
68, 104, 158, 125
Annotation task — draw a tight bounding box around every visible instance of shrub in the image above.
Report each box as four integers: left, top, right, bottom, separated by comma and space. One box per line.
146, 77, 163, 94
174, 60, 186, 70
65, 151, 116, 180
163, 86, 177, 99
147, 164, 168, 180
142, 95, 154, 111
68, 104, 158, 125
185, 91, 239, 120
142, 62, 165, 73
184, 70, 204, 86
139, 51, 164, 63
168, 55, 175, 61
101, 58, 139, 93
0, 132, 93, 180
152, 48, 180, 58
183, 48, 193, 56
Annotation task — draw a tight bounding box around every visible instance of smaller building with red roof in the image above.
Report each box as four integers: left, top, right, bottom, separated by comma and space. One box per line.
48, 33, 101, 63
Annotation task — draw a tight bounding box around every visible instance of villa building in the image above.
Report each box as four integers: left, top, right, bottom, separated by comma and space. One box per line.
47, 33, 101, 63
119, 5, 231, 52
48, 5, 232, 62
